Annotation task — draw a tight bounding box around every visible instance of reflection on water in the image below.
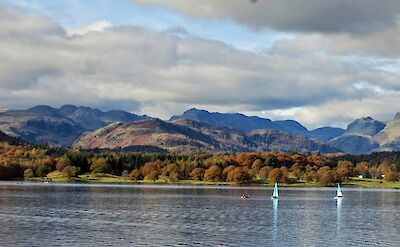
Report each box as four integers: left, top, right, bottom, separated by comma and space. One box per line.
272, 199, 278, 244
0, 182, 399, 247
336, 198, 342, 243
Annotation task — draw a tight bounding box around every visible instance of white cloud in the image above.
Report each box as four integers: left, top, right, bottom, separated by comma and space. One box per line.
67, 20, 112, 36
1, 5, 400, 129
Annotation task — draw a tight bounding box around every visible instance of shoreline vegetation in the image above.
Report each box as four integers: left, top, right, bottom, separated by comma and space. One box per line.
1, 142, 400, 189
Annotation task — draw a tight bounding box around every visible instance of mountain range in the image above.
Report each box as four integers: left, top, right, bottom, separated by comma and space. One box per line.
74, 118, 339, 153
0, 105, 149, 146
2, 105, 400, 154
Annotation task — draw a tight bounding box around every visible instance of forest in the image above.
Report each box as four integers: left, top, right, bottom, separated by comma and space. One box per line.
0, 142, 400, 186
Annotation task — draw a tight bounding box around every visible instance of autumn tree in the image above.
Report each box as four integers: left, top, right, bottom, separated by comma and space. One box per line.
317, 166, 336, 186
268, 167, 288, 183
61, 166, 72, 179
190, 168, 205, 181
384, 171, 399, 182
129, 169, 142, 181
145, 170, 159, 182
222, 165, 236, 181
61, 166, 80, 179
368, 166, 380, 179
162, 163, 180, 181
204, 165, 222, 182
378, 162, 395, 177
56, 156, 72, 171
291, 163, 304, 180
227, 167, 252, 184
251, 159, 263, 174
355, 162, 369, 176
336, 160, 353, 180
141, 161, 161, 177
258, 166, 272, 179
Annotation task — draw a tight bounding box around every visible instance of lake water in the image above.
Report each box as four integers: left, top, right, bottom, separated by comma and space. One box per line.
0, 182, 399, 247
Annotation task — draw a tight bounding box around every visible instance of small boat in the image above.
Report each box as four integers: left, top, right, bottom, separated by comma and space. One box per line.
241, 193, 250, 199
334, 183, 343, 199
271, 182, 279, 199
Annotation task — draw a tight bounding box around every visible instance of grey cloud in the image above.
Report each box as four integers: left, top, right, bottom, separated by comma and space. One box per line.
132, 0, 400, 34
1, 5, 400, 128
132, 0, 400, 57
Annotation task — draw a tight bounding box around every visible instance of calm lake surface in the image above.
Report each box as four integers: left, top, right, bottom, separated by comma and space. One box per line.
0, 182, 399, 247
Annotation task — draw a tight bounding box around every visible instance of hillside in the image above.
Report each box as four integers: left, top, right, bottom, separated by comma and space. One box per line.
307, 127, 345, 142
74, 119, 220, 153
0, 130, 25, 145
74, 118, 340, 154
0, 105, 149, 146
327, 117, 384, 154
4, 105, 400, 154
344, 117, 385, 136
247, 129, 339, 154
170, 108, 308, 135
374, 113, 400, 151
329, 135, 379, 154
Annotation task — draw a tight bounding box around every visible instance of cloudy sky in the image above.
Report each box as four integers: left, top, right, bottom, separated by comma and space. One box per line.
1, 0, 400, 129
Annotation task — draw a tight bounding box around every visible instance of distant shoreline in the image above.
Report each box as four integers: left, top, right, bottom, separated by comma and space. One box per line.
21, 174, 400, 189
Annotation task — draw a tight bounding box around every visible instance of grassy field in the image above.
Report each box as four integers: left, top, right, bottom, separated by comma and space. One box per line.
26, 172, 400, 189
343, 177, 400, 189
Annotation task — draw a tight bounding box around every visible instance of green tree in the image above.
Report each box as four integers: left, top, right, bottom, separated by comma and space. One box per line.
70, 166, 80, 177
90, 158, 112, 174
264, 156, 277, 167
24, 168, 34, 180
303, 170, 317, 183
61, 166, 79, 179
36, 165, 50, 177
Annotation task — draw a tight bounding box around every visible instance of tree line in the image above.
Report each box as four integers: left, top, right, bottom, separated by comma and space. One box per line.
0, 142, 400, 185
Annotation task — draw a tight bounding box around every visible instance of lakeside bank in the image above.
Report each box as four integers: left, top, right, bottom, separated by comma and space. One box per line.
26, 172, 400, 189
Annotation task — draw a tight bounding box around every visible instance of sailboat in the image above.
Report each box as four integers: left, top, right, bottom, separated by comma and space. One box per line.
334, 183, 343, 199
271, 182, 279, 199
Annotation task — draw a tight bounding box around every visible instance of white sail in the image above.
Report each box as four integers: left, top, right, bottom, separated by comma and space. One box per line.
272, 182, 279, 199
335, 184, 343, 199
337, 184, 343, 197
